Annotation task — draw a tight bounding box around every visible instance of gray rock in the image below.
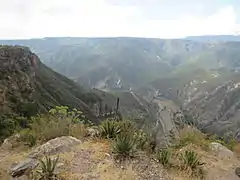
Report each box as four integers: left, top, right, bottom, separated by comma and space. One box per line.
87, 127, 100, 137
209, 142, 234, 158
1, 133, 20, 150
10, 158, 38, 177
28, 136, 82, 158
235, 167, 240, 177
10, 136, 82, 178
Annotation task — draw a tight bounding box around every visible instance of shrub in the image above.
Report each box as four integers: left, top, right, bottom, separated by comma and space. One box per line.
19, 129, 37, 147
133, 130, 149, 150
113, 133, 136, 159
69, 124, 88, 139
37, 156, 59, 180
0, 117, 15, 142
100, 120, 120, 139
30, 115, 71, 142
156, 149, 171, 167
49, 106, 85, 123
174, 126, 208, 149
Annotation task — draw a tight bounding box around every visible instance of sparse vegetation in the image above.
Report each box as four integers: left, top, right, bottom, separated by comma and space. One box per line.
156, 149, 171, 167
180, 150, 205, 177
19, 129, 37, 147
174, 126, 209, 150
16, 106, 91, 144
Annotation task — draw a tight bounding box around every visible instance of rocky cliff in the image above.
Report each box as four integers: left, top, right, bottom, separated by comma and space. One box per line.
0, 45, 100, 121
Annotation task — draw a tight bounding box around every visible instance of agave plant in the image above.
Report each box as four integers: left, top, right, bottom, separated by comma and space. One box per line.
113, 133, 136, 158
156, 149, 171, 167
99, 120, 120, 139
181, 150, 204, 170
37, 156, 59, 180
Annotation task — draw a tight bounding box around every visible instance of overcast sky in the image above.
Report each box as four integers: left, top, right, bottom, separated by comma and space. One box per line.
1, 0, 240, 39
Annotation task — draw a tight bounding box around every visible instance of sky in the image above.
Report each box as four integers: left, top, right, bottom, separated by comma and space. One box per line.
1, 0, 240, 39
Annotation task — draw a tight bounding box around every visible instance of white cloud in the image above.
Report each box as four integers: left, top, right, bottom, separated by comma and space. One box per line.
0, 0, 238, 39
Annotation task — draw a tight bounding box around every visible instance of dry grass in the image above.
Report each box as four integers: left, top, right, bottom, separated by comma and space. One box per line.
168, 137, 240, 180
174, 126, 209, 150
98, 162, 137, 180
0, 149, 28, 180
69, 124, 88, 139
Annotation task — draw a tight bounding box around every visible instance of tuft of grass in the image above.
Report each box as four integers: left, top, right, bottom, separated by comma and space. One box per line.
100, 120, 120, 139
37, 156, 59, 180
112, 133, 136, 159
156, 149, 171, 167
180, 150, 205, 178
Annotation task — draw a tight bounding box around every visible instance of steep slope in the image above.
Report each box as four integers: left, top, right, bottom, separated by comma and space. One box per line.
140, 67, 240, 137
0, 45, 164, 129
0, 45, 101, 122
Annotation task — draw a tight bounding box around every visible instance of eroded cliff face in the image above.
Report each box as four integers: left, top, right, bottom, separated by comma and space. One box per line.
184, 79, 240, 137
0, 46, 38, 115
0, 45, 102, 121
139, 70, 240, 138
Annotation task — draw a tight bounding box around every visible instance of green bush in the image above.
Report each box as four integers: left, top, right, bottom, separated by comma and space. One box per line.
19, 129, 37, 147
100, 120, 120, 139
156, 149, 171, 167
113, 133, 136, 159
49, 106, 85, 123
37, 156, 59, 180
0, 117, 15, 142
133, 130, 149, 150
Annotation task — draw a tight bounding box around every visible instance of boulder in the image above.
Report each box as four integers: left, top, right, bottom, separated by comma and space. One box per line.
209, 142, 234, 158
1, 134, 20, 150
10, 136, 82, 178
28, 136, 82, 158
86, 127, 100, 137
235, 167, 240, 177
10, 158, 38, 177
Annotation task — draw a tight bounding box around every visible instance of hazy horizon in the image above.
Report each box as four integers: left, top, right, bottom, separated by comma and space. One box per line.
1, 0, 240, 39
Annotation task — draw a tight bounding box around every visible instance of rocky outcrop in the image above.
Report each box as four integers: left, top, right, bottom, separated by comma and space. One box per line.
1, 133, 21, 150
28, 136, 81, 158
0, 45, 104, 127
10, 136, 82, 177
209, 142, 234, 158
184, 79, 240, 137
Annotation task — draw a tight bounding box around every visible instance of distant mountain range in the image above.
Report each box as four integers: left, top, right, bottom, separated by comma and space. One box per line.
185, 35, 240, 42
2, 36, 240, 137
